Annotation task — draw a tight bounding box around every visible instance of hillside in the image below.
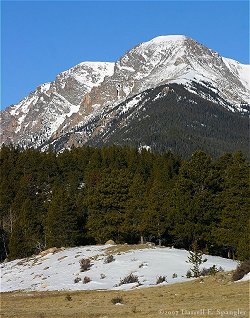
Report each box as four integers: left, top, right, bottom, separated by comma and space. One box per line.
0, 244, 238, 293
1, 245, 249, 318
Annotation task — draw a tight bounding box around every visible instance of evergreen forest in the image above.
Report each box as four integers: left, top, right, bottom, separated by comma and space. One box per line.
0, 144, 249, 262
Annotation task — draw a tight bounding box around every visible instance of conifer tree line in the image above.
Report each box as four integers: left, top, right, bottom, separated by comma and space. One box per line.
0, 144, 249, 261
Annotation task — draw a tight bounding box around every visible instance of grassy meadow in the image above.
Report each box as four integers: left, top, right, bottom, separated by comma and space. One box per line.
1, 272, 249, 318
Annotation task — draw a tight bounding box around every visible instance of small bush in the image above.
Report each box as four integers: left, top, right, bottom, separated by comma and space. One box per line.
232, 260, 250, 281
65, 294, 72, 301
83, 276, 91, 284
100, 273, 106, 279
200, 267, 211, 276
119, 273, 139, 285
172, 273, 177, 278
111, 296, 123, 305
200, 265, 223, 276
156, 276, 167, 284
74, 277, 81, 283
79, 258, 91, 272
186, 270, 192, 278
104, 255, 115, 264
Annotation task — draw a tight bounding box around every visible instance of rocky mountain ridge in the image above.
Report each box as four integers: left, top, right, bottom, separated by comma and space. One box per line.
1, 35, 249, 153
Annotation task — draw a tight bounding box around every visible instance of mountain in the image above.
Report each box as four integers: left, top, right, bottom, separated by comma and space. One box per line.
81, 84, 249, 157
1, 35, 249, 156
1, 62, 114, 147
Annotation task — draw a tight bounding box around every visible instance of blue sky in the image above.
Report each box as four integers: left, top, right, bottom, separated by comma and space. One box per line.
1, 0, 249, 109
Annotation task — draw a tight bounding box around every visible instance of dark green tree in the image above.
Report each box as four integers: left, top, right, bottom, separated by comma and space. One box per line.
9, 198, 44, 258
45, 187, 79, 248
143, 155, 175, 245
169, 151, 217, 248
86, 169, 132, 243
212, 152, 250, 259
124, 172, 147, 243
186, 241, 207, 277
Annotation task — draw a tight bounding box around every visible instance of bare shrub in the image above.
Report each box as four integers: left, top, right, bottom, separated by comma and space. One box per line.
74, 277, 81, 283
83, 276, 91, 284
156, 276, 167, 284
100, 273, 106, 279
79, 258, 91, 272
111, 296, 123, 304
104, 255, 115, 264
232, 260, 250, 281
200, 265, 223, 276
119, 273, 139, 285
65, 294, 72, 301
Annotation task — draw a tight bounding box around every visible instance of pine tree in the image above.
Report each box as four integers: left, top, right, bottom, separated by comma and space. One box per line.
9, 198, 44, 258
86, 169, 132, 243
186, 241, 207, 277
169, 151, 217, 248
124, 172, 147, 243
212, 152, 250, 259
0, 225, 9, 261
143, 156, 173, 245
45, 187, 79, 248
0, 145, 19, 234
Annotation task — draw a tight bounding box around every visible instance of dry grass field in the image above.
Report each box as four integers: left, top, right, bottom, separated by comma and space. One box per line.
1, 272, 249, 318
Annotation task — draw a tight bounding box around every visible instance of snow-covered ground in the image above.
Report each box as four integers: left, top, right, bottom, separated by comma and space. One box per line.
0, 245, 239, 293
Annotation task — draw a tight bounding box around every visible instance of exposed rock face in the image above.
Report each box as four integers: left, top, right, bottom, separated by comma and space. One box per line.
1, 35, 249, 151
1, 62, 114, 147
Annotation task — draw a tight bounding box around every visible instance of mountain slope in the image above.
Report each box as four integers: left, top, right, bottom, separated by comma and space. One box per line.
49, 83, 249, 157
1, 35, 249, 154
88, 83, 249, 156
1, 62, 114, 146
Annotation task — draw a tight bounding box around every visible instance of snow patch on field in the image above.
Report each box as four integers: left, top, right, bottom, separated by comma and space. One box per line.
0, 245, 238, 293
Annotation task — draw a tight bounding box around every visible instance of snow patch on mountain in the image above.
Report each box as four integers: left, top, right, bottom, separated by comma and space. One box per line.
148, 35, 187, 44
120, 94, 143, 114
222, 57, 250, 90
58, 61, 115, 88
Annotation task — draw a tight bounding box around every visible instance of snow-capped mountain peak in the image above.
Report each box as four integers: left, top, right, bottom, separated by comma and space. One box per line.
147, 34, 187, 43
1, 35, 249, 151
1, 61, 115, 144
